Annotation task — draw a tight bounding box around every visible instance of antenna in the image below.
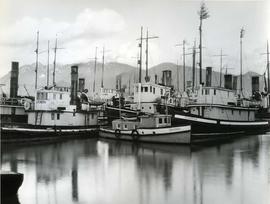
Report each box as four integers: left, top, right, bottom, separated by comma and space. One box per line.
213, 49, 228, 87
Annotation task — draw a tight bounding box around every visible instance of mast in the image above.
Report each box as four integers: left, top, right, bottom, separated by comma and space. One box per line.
47, 40, 50, 87
53, 37, 58, 86
35, 31, 39, 90
176, 40, 187, 92
213, 49, 227, 87
93, 47, 98, 93
101, 46, 105, 88
192, 41, 197, 92
138, 26, 143, 83
267, 41, 269, 93
198, 2, 209, 85
145, 28, 150, 82
240, 27, 245, 92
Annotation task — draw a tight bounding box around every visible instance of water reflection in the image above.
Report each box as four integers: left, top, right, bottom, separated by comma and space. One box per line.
1, 135, 270, 204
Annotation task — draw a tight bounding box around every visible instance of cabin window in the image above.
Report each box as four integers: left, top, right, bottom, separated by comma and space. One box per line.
149, 106, 152, 109
214, 89, 216, 95
144, 87, 148, 92
141, 87, 143, 92
60, 94, 63, 100
53, 94, 56, 99
168, 117, 171, 123
202, 89, 204, 95
205, 89, 209, 95
231, 110, 234, 115
159, 118, 162, 124
239, 110, 241, 115
142, 106, 144, 109
153, 87, 155, 94
161, 89, 163, 95
124, 124, 128, 129
150, 86, 152, 92
164, 118, 167, 123
57, 113, 60, 120
51, 113, 55, 120
117, 124, 120, 128
170, 99, 172, 103
92, 114, 94, 119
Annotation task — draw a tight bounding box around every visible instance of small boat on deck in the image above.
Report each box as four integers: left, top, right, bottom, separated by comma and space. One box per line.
99, 112, 191, 144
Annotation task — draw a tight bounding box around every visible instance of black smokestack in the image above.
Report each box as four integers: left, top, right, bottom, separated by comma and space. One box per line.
78, 78, 85, 92
10, 61, 19, 98
252, 76, 259, 93
205, 67, 212, 87
224, 74, 233, 90
70, 65, 78, 105
162, 70, 172, 86
233, 76, 238, 90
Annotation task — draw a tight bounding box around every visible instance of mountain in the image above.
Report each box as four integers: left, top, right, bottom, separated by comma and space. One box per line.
0, 61, 136, 97
0, 61, 264, 97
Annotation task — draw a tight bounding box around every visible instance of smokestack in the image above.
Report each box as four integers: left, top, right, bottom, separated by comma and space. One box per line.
252, 76, 259, 93
10, 62, 19, 98
70, 65, 78, 105
205, 67, 212, 87
162, 70, 172, 86
233, 76, 238, 90
116, 75, 121, 90
224, 74, 233, 90
78, 78, 85, 92
155, 74, 158, 84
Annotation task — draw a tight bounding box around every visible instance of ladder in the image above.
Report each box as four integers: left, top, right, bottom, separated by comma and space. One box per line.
35, 112, 43, 125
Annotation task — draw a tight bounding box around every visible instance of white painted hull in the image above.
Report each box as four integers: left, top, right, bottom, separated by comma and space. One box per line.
99, 126, 191, 144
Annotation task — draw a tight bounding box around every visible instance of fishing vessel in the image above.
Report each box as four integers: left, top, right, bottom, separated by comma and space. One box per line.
100, 105, 191, 144
1, 65, 101, 142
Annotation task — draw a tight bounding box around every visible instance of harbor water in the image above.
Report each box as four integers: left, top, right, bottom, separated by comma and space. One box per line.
1, 133, 270, 204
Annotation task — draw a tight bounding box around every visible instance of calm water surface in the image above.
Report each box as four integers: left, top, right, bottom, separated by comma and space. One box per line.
1, 134, 270, 204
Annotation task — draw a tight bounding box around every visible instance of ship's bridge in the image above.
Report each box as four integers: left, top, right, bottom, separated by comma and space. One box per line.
194, 86, 237, 106
34, 86, 75, 111
133, 82, 171, 103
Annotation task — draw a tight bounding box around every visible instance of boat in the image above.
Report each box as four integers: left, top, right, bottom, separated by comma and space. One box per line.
99, 109, 191, 144
0, 62, 29, 127
1, 65, 101, 142
170, 70, 270, 142
0, 171, 24, 195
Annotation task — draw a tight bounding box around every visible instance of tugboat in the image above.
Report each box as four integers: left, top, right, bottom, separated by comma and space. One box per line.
100, 102, 191, 144
1, 65, 100, 142
171, 68, 269, 142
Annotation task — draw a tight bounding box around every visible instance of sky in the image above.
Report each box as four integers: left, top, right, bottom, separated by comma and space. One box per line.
0, 0, 269, 78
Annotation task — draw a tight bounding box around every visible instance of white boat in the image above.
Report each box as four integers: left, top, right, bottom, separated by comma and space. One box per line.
1, 65, 101, 142
100, 113, 191, 144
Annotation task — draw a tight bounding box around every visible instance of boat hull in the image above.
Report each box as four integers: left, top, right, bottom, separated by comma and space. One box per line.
99, 126, 191, 144
172, 112, 269, 142
1, 125, 99, 143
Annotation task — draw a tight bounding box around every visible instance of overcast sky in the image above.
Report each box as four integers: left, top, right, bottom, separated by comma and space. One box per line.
0, 0, 269, 78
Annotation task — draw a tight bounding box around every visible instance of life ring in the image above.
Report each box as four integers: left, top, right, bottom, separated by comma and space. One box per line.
20, 98, 26, 105
115, 129, 121, 139
24, 101, 31, 110
131, 129, 139, 141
